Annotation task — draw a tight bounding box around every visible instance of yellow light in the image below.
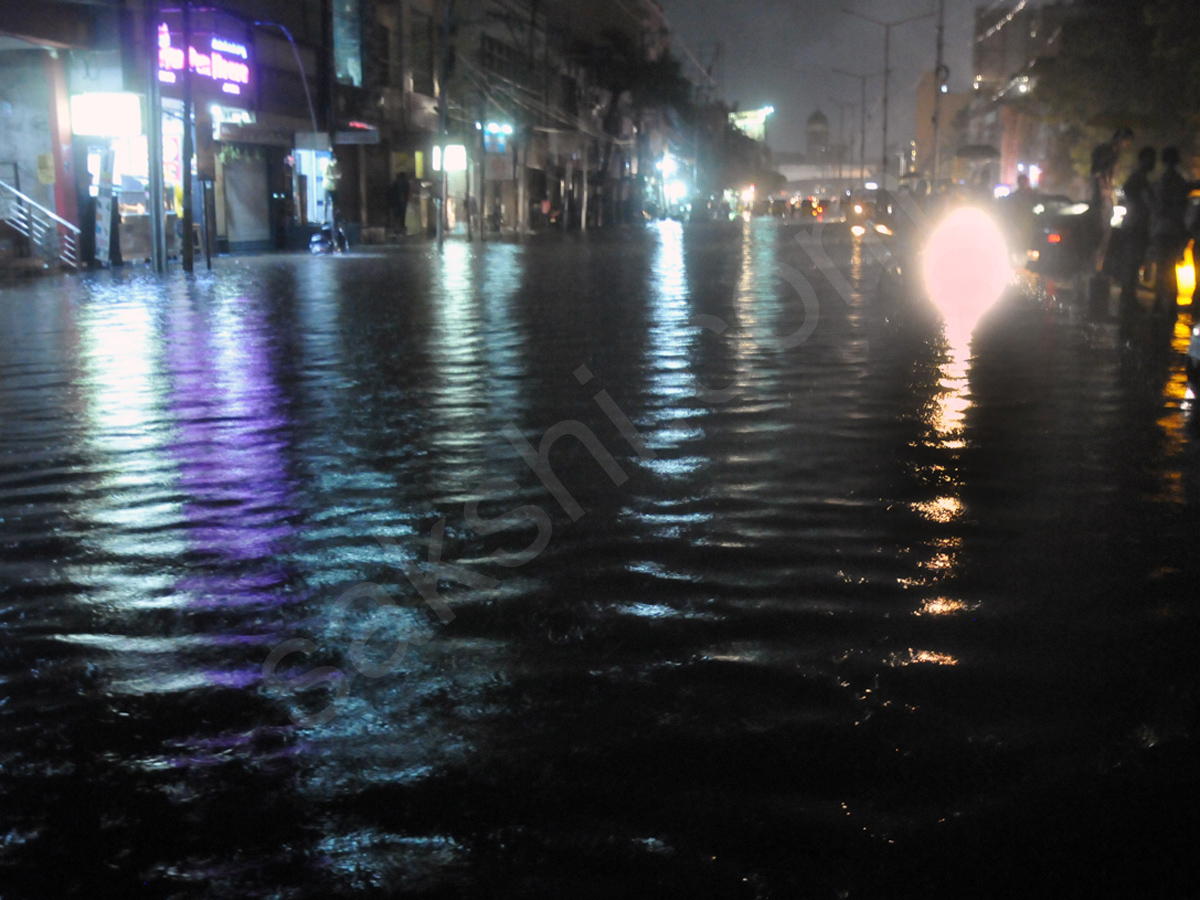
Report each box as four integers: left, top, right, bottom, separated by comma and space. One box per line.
71, 93, 143, 137
1176, 241, 1196, 305
875, 223, 893, 236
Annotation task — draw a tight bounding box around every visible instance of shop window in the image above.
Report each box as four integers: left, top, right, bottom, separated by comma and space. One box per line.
334, 0, 363, 87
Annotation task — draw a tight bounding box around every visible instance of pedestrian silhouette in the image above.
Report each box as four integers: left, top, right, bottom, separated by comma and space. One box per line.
1090, 127, 1133, 276
1151, 146, 1197, 312
390, 171, 411, 235
1118, 146, 1157, 314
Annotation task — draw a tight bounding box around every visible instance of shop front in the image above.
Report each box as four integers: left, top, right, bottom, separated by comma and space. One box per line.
131, 9, 287, 256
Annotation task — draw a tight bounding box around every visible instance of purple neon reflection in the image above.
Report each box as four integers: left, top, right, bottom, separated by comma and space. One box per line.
164, 298, 297, 607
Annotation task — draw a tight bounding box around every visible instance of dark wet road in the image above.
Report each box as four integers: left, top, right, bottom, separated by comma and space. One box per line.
1, 220, 1198, 899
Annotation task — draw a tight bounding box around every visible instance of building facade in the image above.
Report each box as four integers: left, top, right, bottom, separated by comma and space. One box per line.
960, 1, 1072, 194
914, 71, 971, 184
0, 0, 670, 268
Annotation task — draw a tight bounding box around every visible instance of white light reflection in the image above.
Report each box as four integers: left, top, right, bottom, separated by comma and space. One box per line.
77, 294, 186, 585
646, 220, 703, 459
728, 216, 791, 397
478, 244, 526, 422
428, 241, 491, 485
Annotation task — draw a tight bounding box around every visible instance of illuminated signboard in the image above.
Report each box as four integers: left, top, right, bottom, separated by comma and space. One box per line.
729, 106, 775, 143
157, 11, 255, 104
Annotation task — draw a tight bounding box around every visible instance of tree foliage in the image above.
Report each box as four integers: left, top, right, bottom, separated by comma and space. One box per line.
1035, 0, 1200, 174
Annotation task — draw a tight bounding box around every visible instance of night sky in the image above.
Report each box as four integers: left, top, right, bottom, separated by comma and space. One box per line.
661, 0, 985, 157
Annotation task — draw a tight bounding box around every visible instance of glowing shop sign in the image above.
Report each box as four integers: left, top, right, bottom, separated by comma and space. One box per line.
158, 23, 251, 95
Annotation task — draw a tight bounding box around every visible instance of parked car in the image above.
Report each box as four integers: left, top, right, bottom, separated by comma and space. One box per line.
1026, 197, 1095, 278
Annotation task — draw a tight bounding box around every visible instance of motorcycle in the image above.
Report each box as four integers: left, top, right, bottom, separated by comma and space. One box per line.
309, 223, 348, 255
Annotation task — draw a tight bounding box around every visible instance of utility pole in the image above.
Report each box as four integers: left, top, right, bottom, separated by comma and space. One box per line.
520, 0, 538, 238
146, 0, 167, 273
828, 99, 855, 185
842, 8, 934, 181
437, 0, 452, 248
181, 0, 194, 273
833, 69, 879, 187
931, 0, 947, 191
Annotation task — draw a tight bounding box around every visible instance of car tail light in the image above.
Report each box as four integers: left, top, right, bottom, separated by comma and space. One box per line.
1047, 233, 1062, 244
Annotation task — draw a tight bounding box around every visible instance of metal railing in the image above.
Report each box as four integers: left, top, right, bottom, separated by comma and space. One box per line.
0, 180, 81, 271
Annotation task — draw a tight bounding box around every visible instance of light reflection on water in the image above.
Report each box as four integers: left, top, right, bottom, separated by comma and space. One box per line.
904, 321, 972, 657
0, 232, 1198, 898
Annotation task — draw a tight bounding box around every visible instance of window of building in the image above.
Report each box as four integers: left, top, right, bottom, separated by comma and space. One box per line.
411, 10, 435, 97
334, 0, 362, 87
480, 35, 530, 89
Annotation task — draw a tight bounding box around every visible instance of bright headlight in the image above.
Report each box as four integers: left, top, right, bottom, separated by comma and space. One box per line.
923, 207, 1012, 336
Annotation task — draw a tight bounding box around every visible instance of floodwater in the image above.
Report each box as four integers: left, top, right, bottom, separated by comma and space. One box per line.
1, 220, 1197, 899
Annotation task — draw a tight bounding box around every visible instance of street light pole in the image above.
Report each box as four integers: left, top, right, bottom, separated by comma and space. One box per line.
827, 98, 854, 185
437, 0, 452, 249
146, 0, 167, 273
931, 0, 947, 190
842, 8, 934, 181
181, 0, 194, 273
833, 68, 880, 187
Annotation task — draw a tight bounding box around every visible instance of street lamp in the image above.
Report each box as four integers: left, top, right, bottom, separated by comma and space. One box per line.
841, 7, 935, 182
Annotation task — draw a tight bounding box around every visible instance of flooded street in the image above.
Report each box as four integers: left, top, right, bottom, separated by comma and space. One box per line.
2, 220, 1198, 898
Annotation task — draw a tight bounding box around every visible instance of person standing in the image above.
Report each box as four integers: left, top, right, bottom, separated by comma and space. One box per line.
1118, 147, 1157, 312
1090, 127, 1134, 276
1002, 173, 1039, 252
324, 156, 342, 231
1150, 146, 1196, 313
390, 170, 411, 235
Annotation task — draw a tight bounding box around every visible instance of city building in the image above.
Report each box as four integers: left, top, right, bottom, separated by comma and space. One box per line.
805, 109, 831, 165
914, 70, 971, 184
971, 1, 1069, 96
0, 0, 672, 270
959, 1, 1072, 194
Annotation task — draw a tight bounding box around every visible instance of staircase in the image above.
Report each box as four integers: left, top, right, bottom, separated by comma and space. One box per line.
0, 180, 81, 272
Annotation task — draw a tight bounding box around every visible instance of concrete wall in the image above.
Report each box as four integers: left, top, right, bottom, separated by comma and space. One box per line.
0, 50, 55, 211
